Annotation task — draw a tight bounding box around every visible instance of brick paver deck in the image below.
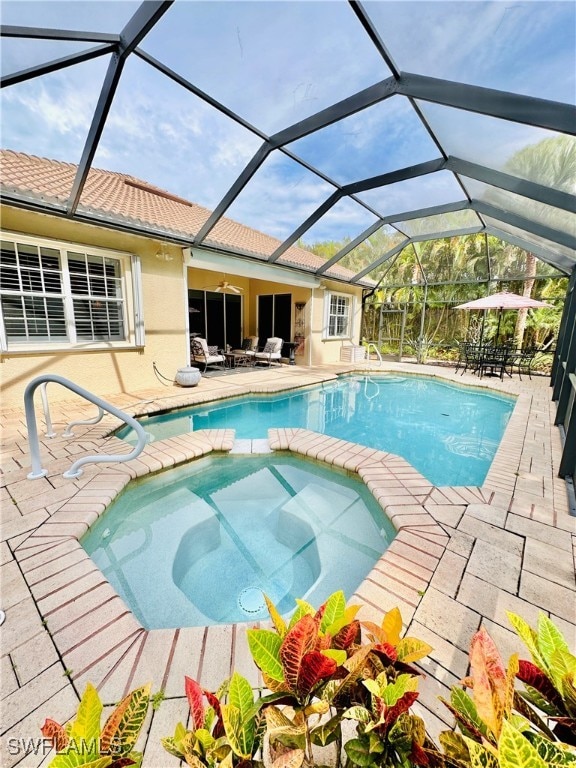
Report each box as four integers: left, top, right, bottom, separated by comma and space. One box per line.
1, 361, 574, 765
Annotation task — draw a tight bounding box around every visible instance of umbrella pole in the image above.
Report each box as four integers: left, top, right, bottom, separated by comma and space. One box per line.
496, 309, 503, 344
479, 311, 486, 346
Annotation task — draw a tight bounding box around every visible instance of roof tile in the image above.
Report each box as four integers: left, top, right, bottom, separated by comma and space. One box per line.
1, 150, 356, 280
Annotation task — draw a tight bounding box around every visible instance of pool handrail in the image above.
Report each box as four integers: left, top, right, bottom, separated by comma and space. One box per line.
24, 374, 148, 480
365, 342, 383, 365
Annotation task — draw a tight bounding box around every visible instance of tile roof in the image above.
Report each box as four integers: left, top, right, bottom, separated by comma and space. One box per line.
1, 150, 357, 281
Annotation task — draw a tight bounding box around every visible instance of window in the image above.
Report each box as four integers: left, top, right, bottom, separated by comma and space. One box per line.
323, 292, 353, 339
68, 252, 125, 341
0, 234, 140, 351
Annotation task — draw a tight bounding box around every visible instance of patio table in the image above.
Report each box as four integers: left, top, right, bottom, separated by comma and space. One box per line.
223, 351, 253, 368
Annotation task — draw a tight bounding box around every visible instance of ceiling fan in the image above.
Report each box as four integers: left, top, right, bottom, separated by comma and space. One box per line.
203, 279, 244, 294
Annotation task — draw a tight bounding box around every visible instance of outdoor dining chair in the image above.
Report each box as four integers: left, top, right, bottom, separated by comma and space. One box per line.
478, 345, 513, 381
512, 347, 539, 380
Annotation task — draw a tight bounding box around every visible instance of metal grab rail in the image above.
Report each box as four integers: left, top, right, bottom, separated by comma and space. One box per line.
38, 381, 106, 439
24, 374, 148, 480
62, 407, 106, 437
365, 342, 383, 366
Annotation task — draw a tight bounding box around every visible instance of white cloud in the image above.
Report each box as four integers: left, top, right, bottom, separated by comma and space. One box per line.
1, 0, 572, 251
1, 57, 109, 160
364, 1, 574, 102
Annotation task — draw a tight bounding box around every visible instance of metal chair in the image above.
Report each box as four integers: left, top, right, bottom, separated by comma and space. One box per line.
190, 337, 225, 371
456, 342, 484, 375
478, 346, 511, 380
514, 347, 539, 380
244, 336, 283, 366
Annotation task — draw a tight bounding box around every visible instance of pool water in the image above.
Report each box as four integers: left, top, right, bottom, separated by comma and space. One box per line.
82, 454, 395, 629
121, 375, 515, 486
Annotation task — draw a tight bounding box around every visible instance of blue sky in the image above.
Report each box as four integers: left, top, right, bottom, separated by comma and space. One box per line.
1, 0, 574, 246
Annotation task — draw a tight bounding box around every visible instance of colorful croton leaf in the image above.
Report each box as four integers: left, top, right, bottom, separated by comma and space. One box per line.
437, 627, 518, 753
508, 611, 576, 744
466, 627, 519, 740
362, 606, 433, 664
162, 674, 263, 767
41, 719, 69, 754
248, 591, 361, 706
42, 682, 150, 768
280, 614, 338, 698
268, 746, 305, 768
264, 594, 287, 639
247, 628, 285, 683
186, 675, 208, 732
496, 718, 551, 768
101, 684, 151, 758
318, 590, 361, 638
221, 673, 259, 760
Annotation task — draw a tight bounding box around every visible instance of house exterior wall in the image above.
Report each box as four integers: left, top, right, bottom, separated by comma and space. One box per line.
245, 279, 309, 348
1, 207, 188, 407
1, 207, 365, 408
309, 283, 364, 365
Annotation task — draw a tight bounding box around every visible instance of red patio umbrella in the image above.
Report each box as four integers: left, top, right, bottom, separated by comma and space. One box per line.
454, 291, 551, 344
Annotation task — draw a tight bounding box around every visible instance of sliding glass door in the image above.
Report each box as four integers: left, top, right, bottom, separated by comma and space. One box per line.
257, 293, 291, 352
188, 289, 242, 350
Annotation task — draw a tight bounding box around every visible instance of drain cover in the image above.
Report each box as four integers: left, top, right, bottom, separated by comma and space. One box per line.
238, 587, 266, 615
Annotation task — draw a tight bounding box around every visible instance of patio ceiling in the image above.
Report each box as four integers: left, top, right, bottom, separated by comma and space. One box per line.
1, 0, 575, 286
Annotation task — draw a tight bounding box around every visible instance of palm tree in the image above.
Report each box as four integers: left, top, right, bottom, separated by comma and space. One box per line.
486, 135, 574, 347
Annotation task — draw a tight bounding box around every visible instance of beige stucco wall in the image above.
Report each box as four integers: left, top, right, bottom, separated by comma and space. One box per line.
1, 207, 365, 407
1, 207, 188, 407
308, 282, 364, 365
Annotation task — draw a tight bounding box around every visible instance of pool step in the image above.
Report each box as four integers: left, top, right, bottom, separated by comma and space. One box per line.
230, 438, 272, 454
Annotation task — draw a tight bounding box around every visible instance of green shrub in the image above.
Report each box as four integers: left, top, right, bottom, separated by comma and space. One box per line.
41, 596, 575, 767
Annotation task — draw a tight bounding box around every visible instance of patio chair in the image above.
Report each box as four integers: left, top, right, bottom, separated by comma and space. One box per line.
478, 345, 511, 381
456, 342, 483, 375
190, 337, 225, 371
513, 347, 539, 380
233, 336, 259, 353
245, 336, 283, 366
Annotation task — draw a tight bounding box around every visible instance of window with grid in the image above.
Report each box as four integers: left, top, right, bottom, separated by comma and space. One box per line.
68, 252, 125, 341
324, 293, 352, 338
0, 236, 132, 349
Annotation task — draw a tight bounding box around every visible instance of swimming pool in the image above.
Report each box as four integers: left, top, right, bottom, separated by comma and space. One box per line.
82, 454, 395, 628
120, 375, 515, 486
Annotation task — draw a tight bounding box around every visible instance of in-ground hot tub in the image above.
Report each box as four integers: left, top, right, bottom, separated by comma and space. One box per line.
82, 454, 395, 628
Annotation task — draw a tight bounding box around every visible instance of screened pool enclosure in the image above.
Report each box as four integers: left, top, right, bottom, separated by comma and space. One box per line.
1, 1, 575, 480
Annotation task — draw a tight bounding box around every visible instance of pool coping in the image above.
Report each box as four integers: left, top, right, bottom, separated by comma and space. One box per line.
1, 361, 575, 765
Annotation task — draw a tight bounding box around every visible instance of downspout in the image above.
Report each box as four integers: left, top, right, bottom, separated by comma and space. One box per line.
308, 289, 314, 366
183, 257, 190, 363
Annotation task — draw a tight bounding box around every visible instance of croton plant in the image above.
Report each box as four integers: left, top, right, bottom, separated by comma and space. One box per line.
40, 592, 576, 768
